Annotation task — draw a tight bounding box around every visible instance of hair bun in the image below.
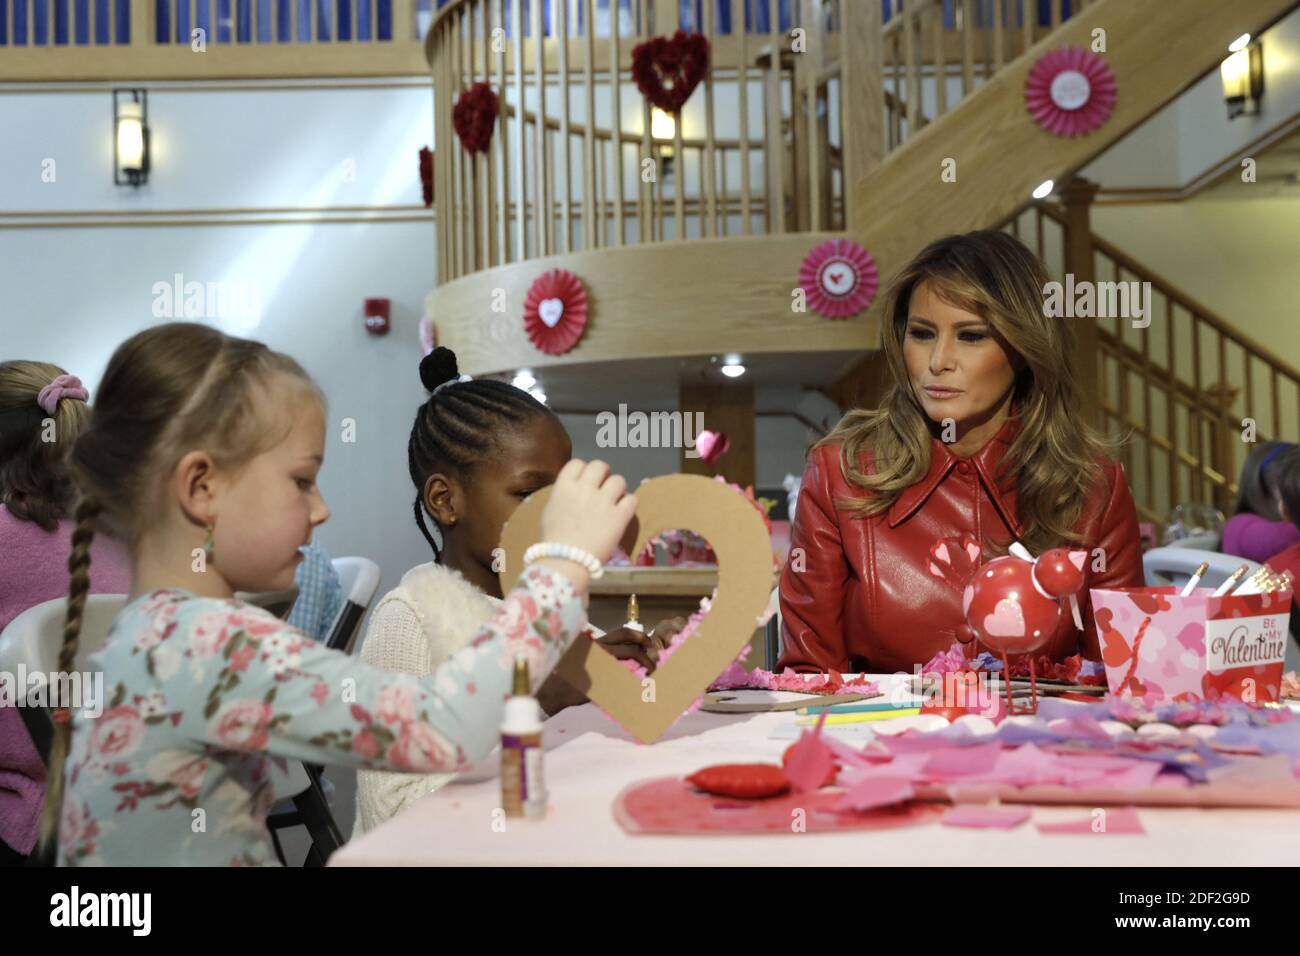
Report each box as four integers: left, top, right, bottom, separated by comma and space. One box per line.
419, 347, 460, 393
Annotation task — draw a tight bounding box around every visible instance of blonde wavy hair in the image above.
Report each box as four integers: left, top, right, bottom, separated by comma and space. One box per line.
821, 230, 1109, 553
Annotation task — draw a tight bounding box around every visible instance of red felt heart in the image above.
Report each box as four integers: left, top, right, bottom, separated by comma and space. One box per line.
452, 82, 499, 155
631, 30, 710, 114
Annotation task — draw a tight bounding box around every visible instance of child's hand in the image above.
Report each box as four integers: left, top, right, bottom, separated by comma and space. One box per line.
537, 627, 660, 716
540, 459, 637, 565
646, 616, 688, 653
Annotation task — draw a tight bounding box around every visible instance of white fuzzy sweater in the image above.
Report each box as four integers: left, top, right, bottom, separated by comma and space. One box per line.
352, 562, 501, 836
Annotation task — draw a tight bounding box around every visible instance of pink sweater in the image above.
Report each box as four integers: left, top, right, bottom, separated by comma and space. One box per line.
0, 505, 131, 856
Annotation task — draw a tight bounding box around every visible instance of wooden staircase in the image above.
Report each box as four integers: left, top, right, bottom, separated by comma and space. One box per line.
835, 0, 1299, 414
420, 0, 1299, 511
1005, 197, 1300, 526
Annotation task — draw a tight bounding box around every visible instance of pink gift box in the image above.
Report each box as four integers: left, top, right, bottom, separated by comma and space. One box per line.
1090, 586, 1292, 703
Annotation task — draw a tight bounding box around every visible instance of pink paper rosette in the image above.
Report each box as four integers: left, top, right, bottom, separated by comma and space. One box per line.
523, 268, 589, 355
1024, 46, 1116, 137
799, 239, 878, 319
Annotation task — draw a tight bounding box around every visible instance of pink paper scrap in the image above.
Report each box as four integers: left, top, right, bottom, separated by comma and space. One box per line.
1036, 806, 1145, 835
942, 805, 1033, 829
836, 776, 915, 812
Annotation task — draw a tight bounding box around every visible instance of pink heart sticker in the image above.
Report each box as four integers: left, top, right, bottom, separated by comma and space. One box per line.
983, 598, 1025, 638
538, 298, 565, 328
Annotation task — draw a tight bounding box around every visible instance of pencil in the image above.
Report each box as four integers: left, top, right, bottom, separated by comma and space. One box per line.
1180, 561, 1209, 597
795, 709, 922, 726
798, 700, 923, 716
1211, 564, 1251, 597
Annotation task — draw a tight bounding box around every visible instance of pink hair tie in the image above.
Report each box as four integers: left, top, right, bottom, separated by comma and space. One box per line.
36, 374, 89, 416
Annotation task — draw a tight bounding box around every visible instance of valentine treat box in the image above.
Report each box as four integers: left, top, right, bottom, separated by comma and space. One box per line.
1091, 586, 1293, 703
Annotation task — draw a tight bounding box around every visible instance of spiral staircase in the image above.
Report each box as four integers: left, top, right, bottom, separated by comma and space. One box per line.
421, 0, 1298, 506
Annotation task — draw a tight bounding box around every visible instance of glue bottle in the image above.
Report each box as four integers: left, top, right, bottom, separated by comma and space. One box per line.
501, 658, 546, 819
624, 593, 645, 633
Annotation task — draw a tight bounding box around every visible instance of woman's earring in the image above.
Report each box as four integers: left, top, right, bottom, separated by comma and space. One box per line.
203, 524, 215, 567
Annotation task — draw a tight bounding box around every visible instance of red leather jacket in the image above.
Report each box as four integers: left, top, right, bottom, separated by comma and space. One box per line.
778, 417, 1144, 673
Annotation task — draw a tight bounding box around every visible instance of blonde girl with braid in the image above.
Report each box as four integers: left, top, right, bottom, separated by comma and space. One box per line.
42, 323, 638, 865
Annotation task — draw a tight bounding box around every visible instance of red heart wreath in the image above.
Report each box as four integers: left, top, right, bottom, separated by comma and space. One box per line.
452, 82, 499, 155
631, 30, 710, 114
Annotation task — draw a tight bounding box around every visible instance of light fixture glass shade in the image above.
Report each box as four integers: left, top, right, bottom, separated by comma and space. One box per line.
113, 89, 149, 186
1220, 48, 1251, 100
1220, 41, 1264, 118
650, 108, 675, 140
116, 101, 145, 172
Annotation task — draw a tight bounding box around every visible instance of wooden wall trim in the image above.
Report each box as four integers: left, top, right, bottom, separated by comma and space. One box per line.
426, 232, 875, 375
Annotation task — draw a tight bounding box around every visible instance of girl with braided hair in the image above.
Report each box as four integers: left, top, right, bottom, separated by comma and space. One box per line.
0, 361, 130, 865
40, 323, 638, 865
354, 347, 683, 834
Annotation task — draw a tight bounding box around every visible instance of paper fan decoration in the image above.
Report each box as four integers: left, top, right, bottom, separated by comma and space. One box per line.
1024, 46, 1116, 137
523, 269, 589, 355
798, 239, 878, 319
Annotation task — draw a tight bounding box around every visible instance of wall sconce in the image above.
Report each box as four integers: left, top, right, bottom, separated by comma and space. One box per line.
651, 108, 676, 178
113, 89, 150, 187
1220, 36, 1264, 120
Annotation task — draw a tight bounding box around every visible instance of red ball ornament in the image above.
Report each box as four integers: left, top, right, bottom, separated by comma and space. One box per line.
1032, 548, 1088, 599
962, 555, 1061, 657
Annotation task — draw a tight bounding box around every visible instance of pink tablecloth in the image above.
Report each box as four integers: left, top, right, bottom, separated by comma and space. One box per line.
332, 678, 1300, 867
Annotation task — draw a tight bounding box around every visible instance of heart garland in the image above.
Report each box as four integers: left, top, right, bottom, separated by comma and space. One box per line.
418, 147, 433, 206
522, 268, 588, 355
452, 82, 499, 154
631, 30, 710, 114
499, 474, 775, 743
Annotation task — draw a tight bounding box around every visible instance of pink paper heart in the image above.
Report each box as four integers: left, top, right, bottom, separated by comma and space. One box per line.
695, 429, 730, 465
983, 598, 1025, 638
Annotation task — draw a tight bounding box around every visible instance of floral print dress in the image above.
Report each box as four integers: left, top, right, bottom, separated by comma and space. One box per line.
59, 564, 582, 866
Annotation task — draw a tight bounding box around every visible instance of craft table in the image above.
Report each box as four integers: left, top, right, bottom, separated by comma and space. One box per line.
331, 675, 1300, 866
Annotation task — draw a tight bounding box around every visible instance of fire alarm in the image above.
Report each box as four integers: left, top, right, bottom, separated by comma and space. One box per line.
364, 297, 390, 335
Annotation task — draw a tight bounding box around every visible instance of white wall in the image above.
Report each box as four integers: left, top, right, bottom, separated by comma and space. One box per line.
1, 81, 438, 609
1081, 5, 1300, 188
0, 77, 835, 604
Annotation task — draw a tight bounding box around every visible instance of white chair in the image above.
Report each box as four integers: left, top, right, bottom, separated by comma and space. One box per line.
1141, 546, 1261, 590
1165, 531, 1222, 552
0, 595, 126, 763
329, 556, 381, 655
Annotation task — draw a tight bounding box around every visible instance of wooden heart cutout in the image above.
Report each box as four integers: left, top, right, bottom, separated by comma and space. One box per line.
499, 474, 774, 743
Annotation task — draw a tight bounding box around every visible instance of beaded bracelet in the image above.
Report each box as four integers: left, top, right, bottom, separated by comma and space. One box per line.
522, 542, 604, 579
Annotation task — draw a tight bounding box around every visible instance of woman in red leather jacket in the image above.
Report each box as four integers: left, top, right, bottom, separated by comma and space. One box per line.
779, 231, 1143, 673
